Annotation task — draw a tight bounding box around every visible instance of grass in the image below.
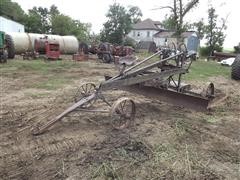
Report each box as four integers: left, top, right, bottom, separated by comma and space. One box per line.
0, 59, 83, 90
0, 56, 231, 90
135, 52, 231, 81
0, 59, 82, 74
31, 76, 72, 90
183, 60, 231, 81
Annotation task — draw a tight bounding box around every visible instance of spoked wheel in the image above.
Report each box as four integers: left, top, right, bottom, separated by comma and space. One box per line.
206, 83, 214, 98
110, 97, 136, 130
74, 83, 96, 108
178, 43, 189, 67
168, 42, 177, 55
178, 43, 187, 54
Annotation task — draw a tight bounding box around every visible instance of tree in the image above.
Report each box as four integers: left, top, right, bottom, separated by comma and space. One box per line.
161, 15, 176, 30
51, 14, 91, 41
192, 19, 205, 40
128, 6, 142, 24
205, 7, 227, 56
101, 3, 142, 44
25, 9, 42, 33
25, 7, 50, 33
0, 0, 26, 24
24, 5, 91, 41
49, 5, 60, 17
155, 0, 199, 39
51, 14, 73, 35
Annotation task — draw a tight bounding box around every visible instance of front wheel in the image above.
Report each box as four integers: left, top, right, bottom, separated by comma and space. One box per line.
110, 97, 136, 130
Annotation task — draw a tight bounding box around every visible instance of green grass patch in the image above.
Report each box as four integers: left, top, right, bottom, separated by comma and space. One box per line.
184, 60, 231, 81
0, 59, 81, 90
136, 52, 231, 81
24, 91, 50, 99
0, 59, 82, 75
30, 76, 72, 90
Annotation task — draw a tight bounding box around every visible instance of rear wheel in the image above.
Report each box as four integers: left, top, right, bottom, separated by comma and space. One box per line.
110, 97, 136, 130
0, 50, 8, 63
5, 34, 15, 59
102, 53, 113, 63
231, 55, 240, 80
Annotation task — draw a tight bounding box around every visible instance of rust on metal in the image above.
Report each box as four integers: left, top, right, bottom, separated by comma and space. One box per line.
31, 42, 223, 135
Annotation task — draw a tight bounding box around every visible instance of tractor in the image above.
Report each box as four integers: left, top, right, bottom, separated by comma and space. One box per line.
0, 31, 8, 63
0, 31, 15, 63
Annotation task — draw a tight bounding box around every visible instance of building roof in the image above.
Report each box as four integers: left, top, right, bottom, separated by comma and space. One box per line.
154, 30, 197, 38
132, 18, 162, 30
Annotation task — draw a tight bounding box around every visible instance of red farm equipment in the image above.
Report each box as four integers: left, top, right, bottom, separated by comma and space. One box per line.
96, 42, 135, 64
34, 36, 60, 60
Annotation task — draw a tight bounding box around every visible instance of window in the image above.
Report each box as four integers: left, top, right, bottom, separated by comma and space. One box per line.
147, 31, 150, 37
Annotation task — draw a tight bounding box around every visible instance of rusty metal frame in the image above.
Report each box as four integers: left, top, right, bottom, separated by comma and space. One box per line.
31, 44, 213, 135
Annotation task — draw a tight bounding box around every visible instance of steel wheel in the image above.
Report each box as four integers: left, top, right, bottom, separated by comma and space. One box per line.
74, 83, 96, 108
110, 97, 136, 130
178, 43, 187, 54
206, 83, 214, 98
168, 42, 177, 55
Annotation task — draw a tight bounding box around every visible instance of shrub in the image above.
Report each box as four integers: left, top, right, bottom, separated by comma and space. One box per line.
123, 37, 137, 48
199, 46, 223, 57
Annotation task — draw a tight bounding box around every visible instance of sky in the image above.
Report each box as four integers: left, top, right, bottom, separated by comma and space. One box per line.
12, 0, 240, 48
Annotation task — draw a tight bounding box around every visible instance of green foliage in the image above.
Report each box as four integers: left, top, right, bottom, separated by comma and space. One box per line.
204, 7, 227, 56
101, 3, 142, 44
89, 33, 101, 44
192, 19, 205, 40
123, 37, 136, 48
0, 0, 91, 41
199, 46, 222, 57
160, 0, 199, 38
199, 46, 211, 57
161, 15, 176, 30
25, 5, 91, 41
25, 7, 48, 33
128, 5, 142, 24
0, 0, 26, 24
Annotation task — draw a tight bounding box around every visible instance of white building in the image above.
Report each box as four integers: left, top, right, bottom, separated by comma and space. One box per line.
153, 31, 200, 52
127, 18, 163, 42
128, 18, 199, 52
0, 16, 25, 33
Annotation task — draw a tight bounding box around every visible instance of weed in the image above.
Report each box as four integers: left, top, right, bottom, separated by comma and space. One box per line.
153, 143, 178, 166
91, 162, 120, 179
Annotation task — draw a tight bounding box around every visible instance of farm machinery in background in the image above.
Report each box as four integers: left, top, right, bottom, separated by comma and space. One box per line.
0, 31, 15, 63
31, 42, 225, 135
23, 36, 61, 60
88, 42, 135, 64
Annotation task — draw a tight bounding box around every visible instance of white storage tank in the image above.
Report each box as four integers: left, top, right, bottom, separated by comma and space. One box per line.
7, 32, 79, 54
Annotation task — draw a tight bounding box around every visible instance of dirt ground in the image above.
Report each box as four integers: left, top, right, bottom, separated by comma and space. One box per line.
0, 58, 239, 180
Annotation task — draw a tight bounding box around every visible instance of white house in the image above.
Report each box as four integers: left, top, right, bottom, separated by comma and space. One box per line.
128, 18, 199, 52
153, 31, 200, 52
127, 18, 164, 42
0, 16, 25, 33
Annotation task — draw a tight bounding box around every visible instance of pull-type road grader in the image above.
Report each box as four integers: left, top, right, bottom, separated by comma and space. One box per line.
32, 43, 220, 135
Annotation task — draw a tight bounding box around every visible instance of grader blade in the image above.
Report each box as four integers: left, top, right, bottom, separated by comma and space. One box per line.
121, 85, 213, 111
